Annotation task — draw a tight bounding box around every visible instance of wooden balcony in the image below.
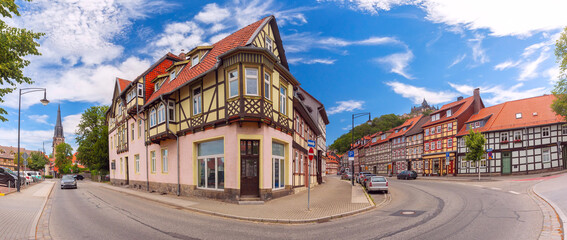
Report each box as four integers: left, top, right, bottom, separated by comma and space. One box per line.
226, 97, 293, 133
127, 97, 144, 115
148, 122, 178, 143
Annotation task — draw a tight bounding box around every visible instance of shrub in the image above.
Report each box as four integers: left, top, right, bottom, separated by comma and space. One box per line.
44, 175, 53, 179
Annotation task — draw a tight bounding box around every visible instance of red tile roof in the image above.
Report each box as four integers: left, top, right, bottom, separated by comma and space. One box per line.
146, 16, 270, 105
117, 78, 132, 93
423, 96, 474, 127
388, 115, 422, 139
456, 103, 504, 136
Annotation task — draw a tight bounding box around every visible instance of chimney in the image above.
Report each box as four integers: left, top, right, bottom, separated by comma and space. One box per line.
473, 88, 481, 114
457, 96, 463, 101
179, 49, 186, 60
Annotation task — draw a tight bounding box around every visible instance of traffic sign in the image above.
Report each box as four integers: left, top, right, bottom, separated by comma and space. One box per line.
348, 151, 354, 161
308, 148, 314, 161
22, 152, 29, 160
307, 140, 316, 148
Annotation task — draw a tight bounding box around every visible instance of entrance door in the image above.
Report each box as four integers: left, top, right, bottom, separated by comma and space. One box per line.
125, 156, 129, 185
563, 146, 567, 169
240, 140, 259, 196
502, 152, 511, 174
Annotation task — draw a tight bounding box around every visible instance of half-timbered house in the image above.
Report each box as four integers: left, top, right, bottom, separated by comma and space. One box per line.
292, 90, 321, 189
404, 116, 429, 174
388, 115, 422, 174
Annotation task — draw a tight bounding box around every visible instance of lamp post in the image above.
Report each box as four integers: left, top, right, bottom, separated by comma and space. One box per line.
17, 88, 49, 192
351, 112, 372, 186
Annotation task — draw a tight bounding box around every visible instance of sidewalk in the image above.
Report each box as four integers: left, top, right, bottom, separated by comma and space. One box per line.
0, 180, 54, 240
98, 176, 375, 223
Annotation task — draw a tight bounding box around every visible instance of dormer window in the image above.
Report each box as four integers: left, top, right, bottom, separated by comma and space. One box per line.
192, 55, 199, 67
446, 109, 452, 117
516, 113, 522, 119
170, 70, 176, 81
155, 81, 161, 92
265, 37, 273, 52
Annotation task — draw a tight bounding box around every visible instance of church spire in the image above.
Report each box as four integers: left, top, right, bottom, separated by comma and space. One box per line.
54, 104, 64, 138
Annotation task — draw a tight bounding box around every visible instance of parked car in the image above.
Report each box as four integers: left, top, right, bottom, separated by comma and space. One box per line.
25, 171, 38, 182
397, 170, 418, 180
20, 172, 33, 184
366, 176, 388, 193
0, 167, 18, 187
61, 175, 77, 189
31, 171, 43, 181
358, 172, 372, 184
362, 174, 376, 186
74, 174, 84, 180
342, 172, 352, 180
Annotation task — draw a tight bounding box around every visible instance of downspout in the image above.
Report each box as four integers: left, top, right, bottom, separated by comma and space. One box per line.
161, 95, 180, 196
135, 85, 150, 192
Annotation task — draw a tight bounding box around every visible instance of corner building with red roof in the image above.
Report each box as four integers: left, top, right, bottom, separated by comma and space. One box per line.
106, 16, 324, 201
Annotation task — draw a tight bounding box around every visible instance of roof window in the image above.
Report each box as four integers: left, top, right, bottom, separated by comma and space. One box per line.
192, 55, 199, 67
515, 113, 522, 119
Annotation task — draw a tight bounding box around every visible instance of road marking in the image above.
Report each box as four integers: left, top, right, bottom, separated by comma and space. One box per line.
490, 187, 501, 190
508, 191, 520, 195
473, 185, 482, 187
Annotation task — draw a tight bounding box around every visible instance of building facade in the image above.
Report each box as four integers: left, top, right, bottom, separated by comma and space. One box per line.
404, 116, 429, 174
388, 116, 422, 174
292, 91, 321, 189
107, 16, 329, 202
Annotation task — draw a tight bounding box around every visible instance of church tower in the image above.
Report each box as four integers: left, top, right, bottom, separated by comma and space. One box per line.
52, 105, 65, 156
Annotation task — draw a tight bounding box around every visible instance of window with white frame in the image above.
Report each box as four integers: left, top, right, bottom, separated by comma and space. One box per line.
437, 126, 442, 133
150, 109, 157, 127
197, 139, 224, 189
150, 151, 156, 173
131, 123, 135, 141
127, 90, 135, 103
425, 142, 429, 151
460, 156, 467, 168
117, 102, 123, 116
264, 73, 271, 100
135, 154, 140, 173
437, 140, 442, 149
155, 81, 161, 92
418, 134, 422, 140
193, 86, 202, 115
245, 68, 258, 96
563, 125, 567, 134
280, 86, 287, 115
295, 152, 299, 173
475, 121, 480, 128
170, 70, 176, 81
192, 55, 199, 67
265, 37, 273, 52
300, 154, 304, 173
514, 131, 522, 141
161, 148, 168, 173
447, 139, 453, 148
501, 132, 508, 142
228, 69, 238, 98
470, 160, 476, 168
431, 127, 435, 134
120, 158, 123, 174
516, 113, 522, 119
272, 142, 285, 189
447, 123, 453, 131
542, 127, 550, 137
137, 83, 143, 97
446, 109, 452, 117
157, 104, 165, 124
542, 147, 551, 162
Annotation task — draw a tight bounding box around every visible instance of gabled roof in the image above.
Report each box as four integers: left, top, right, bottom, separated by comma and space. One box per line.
145, 15, 294, 107
388, 115, 422, 139
423, 96, 474, 127
117, 78, 132, 93
457, 95, 564, 136
405, 115, 430, 136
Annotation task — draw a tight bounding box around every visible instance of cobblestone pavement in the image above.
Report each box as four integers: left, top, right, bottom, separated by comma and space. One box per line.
0, 181, 54, 240
98, 176, 376, 223
529, 187, 563, 240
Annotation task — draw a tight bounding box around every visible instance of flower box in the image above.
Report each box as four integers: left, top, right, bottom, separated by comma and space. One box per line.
513, 139, 522, 143
500, 140, 509, 144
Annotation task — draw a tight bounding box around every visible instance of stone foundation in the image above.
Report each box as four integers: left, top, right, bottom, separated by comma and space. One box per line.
457, 166, 564, 177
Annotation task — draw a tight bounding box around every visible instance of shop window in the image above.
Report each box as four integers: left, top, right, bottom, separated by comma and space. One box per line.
272, 142, 285, 189
197, 139, 224, 189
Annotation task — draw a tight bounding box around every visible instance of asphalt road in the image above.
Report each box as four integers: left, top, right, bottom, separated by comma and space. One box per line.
534, 173, 567, 224
49, 178, 543, 240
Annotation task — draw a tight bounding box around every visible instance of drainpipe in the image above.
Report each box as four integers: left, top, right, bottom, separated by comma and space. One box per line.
161, 95, 181, 196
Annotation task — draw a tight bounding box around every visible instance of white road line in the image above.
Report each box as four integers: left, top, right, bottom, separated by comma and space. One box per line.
473, 185, 482, 187
490, 187, 502, 190
508, 191, 520, 195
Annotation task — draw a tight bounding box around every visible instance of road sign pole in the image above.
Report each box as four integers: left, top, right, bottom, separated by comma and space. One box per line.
308, 147, 314, 211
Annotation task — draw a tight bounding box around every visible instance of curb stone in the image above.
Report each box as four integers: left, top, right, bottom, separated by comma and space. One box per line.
33, 181, 55, 240
532, 182, 565, 240
529, 187, 563, 240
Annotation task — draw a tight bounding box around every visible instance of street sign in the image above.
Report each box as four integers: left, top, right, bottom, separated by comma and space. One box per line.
307, 140, 316, 148
446, 152, 450, 165
487, 148, 493, 160
22, 152, 29, 160
308, 148, 314, 161
23, 160, 28, 166
348, 151, 354, 161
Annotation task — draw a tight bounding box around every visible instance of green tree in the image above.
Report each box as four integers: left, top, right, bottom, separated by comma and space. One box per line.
464, 129, 486, 181
55, 143, 73, 174
28, 151, 48, 171
75, 106, 109, 173
329, 113, 407, 153
0, 0, 44, 121
552, 27, 567, 117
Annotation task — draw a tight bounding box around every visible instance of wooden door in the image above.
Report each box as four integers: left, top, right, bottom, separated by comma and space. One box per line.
563, 147, 567, 169
125, 156, 129, 185
502, 152, 511, 174
240, 140, 259, 196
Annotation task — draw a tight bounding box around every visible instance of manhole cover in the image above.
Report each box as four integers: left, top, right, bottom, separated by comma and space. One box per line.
390, 210, 425, 217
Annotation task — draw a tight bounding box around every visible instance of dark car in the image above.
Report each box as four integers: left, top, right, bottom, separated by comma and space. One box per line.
74, 174, 84, 180
397, 170, 418, 180
61, 175, 77, 189
0, 167, 18, 187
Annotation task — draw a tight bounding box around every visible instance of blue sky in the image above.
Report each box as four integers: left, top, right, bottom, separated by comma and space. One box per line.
1, 0, 565, 154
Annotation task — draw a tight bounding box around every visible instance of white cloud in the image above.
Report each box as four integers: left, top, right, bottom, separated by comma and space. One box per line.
284, 33, 402, 53
448, 54, 466, 68
288, 58, 337, 65
325, 0, 567, 37
468, 34, 489, 65
194, 3, 231, 24
63, 114, 82, 137
494, 60, 520, 71
28, 114, 49, 125
448, 82, 548, 105
17, 0, 170, 67
544, 67, 560, 84
342, 124, 352, 131
0, 128, 53, 153
374, 50, 414, 79
328, 100, 365, 115
518, 52, 548, 81
386, 81, 459, 104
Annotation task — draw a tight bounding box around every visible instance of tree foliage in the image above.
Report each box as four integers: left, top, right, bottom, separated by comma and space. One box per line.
0, 0, 44, 121
28, 151, 48, 171
55, 143, 73, 174
464, 129, 486, 163
75, 106, 109, 173
552, 27, 567, 118
329, 114, 407, 153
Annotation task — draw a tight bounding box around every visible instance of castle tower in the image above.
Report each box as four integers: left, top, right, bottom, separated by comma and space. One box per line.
52, 105, 65, 156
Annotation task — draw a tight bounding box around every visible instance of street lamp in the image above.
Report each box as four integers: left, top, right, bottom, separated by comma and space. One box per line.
17, 88, 49, 192
351, 112, 372, 186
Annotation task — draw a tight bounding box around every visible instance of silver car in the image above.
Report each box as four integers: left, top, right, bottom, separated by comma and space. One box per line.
61, 175, 77, 189
366, 176, 388, 193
